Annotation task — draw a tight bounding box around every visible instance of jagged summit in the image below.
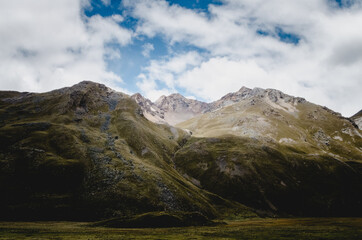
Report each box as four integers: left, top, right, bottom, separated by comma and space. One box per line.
210, 87, 306, 111
136, 92, 210, 125
50, 82, 310, 127
53, 80, 108, 92
73, 80, 99, 86
238, 86, 250, 92
131, 93, 166, 124
134, 86, 309, 126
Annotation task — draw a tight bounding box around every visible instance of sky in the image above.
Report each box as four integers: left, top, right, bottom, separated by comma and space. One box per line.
0, 0, 361, 117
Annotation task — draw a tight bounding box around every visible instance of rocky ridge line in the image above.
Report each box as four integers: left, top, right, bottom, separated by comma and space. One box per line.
132, 86, 308, 125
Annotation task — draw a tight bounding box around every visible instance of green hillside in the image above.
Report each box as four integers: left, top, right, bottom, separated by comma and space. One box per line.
0, 82, 361, 224
176, 90, 362, 216
0, 81, 253, 222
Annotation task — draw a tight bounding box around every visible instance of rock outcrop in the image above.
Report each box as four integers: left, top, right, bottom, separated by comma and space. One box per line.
352, 110, 362, 130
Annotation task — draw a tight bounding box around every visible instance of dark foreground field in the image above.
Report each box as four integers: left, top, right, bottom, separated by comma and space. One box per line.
0, 218, 361, 240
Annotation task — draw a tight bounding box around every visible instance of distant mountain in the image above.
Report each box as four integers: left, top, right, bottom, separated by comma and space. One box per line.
133, 87, 307, 126
0, 81, 361, 222
209, 86, 306, 110
131, 93, 210, 125
131, 93, 166, 124
154, 93, 211, 125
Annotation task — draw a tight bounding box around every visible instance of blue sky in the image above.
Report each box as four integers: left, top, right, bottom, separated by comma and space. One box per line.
84, 0, 301, 94
0, 0, 362, 116
84, 0, 220, 94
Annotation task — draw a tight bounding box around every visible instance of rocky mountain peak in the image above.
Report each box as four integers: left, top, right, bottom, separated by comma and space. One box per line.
151, 93, 211, 125
132, 92, 210, 125
67, 80, 107, 92
131, 93, 166, 124
238, 86, 251, 92
52, 80, 120, 98
134, 87, 310, 126
210, 87, 306, 112
53, 81, 127, 115
154, 93, 207, 112
131, 93, 150, 107
169, 93, 186, 99
155, 93, 188, 108
155, 95, 166, 104
131, 92, 143, 99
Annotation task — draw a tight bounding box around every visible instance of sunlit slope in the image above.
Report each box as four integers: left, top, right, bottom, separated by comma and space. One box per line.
175, 89, 362, 216
177, 89, 362, 162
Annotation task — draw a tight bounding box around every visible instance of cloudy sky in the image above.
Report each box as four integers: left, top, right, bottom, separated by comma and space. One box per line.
0, 0, 361, 116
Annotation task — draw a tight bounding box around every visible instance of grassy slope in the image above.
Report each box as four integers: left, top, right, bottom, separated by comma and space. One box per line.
178, 99, 362, 160
0, 82, 254, 221
1, 82, 361, 222
176, 97, 362, 216
174, 136, 362, 216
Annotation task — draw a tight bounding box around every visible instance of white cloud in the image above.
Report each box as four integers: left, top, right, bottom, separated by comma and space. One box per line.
142, 43, 155, 57
177, 58, 270, 101
0, 0, 132, 93
136, 73, 173, 101
126, 0, 362, 116
1, 0, 361, 117
101, 0, 111, 6
137, 51, 203, 100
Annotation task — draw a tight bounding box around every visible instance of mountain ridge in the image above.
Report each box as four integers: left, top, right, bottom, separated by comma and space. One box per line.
1, 81, 252, 221
132, 86, 362, 134
1, 80, 361, 222
132, 85, 353, 127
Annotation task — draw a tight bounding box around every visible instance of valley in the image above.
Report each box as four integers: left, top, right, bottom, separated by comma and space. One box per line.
0, 218, 361, 240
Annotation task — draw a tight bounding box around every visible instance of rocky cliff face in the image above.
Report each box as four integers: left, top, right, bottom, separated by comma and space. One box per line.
352, 110, 362, 130
154, 93, 211, 125
131, 93, 166, 124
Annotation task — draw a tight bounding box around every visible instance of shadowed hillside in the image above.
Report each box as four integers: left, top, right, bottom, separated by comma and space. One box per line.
0, 81, 253, 222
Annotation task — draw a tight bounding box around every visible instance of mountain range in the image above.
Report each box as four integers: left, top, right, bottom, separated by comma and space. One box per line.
0, 81, 361, 224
